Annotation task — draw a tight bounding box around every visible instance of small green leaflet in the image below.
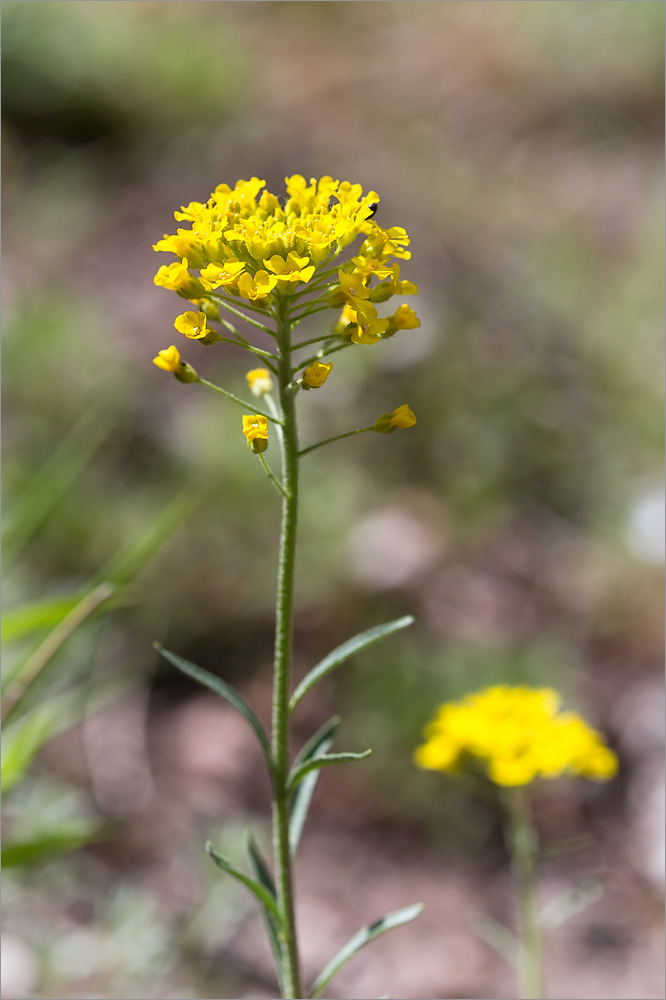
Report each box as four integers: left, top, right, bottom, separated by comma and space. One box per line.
206, 841, 283, 926
287, 750, 372, 794
309, 902, 424, 998
289, 615, 415, 713
289, 717, 340, 857
154, 645, 273, 771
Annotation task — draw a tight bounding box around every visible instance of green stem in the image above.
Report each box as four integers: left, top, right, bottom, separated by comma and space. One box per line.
258, 452, 289, 499
505, 788, 544, 1000
291, 303, 332, 325
299, 426, 374, 457
293, 340, 353, 374
207, 294, 276, 334
197, 378, 282, 425
271, 295, 303, 999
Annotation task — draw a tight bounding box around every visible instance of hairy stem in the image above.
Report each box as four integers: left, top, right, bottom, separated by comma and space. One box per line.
271, 295, 303, 999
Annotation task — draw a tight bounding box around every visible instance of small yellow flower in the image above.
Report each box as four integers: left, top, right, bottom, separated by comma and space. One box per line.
391, 304, 421, 330
200, 260, 246, 290
174, 311, 209, 340
246, 368, 273, 396
153, 345, 182, 372
263, 251, 316, 285
153, 258, 203, 298
414, 685, 618, 788
152, 346, 198, 383
237, 270, 278, 301
373, 404, 417, 433
350, 305, 390, 345
242, 414, 269, 452
302, 361, 333, 389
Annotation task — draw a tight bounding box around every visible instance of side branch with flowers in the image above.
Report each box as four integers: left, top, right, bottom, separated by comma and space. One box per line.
151, 175, 423, 999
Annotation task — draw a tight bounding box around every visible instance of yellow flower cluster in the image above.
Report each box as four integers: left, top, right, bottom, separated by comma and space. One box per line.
153, 175, 420, 343
415, 686, 618, 787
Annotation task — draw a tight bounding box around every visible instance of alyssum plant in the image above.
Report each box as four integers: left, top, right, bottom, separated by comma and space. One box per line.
151, 175, 423, 998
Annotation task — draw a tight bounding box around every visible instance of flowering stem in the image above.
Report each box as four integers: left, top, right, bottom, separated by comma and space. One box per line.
271, 295, 303, 999
197, 378, 282, 425
299, 426, 374, 457
258, 453, 289, 500
504, 788, 543, 1000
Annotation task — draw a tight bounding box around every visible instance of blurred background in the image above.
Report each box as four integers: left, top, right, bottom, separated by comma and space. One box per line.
2, 2, 664, 998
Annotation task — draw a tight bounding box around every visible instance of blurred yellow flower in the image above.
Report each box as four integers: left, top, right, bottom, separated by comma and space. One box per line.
391, 304, 421, 330
415, 685, 618, 787
302, 360, 333, 389
242, 414, 269, 452
246, 368, 273, 396
373, 404, 417, 433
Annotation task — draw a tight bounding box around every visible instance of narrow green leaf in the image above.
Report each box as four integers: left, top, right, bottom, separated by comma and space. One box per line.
287, 750, 372, 794
289, 615, 415, 713
206, 841, 283, 925
246, 834, 283, 967
155, 645, 273, 770
289, 718, 339, 857
540, 877, 605, 932
309, 902, 424, 999
246, 833, 276, 899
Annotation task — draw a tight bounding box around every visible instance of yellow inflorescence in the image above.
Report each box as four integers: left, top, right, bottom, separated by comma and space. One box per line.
415, 685, 618, 787
153, 175, 419, 343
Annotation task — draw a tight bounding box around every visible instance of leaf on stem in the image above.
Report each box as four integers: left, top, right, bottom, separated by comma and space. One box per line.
540, 877, 605, 933
289, 717, 340, 857
308, 903, 424, 999
154, 645, 273, 771
206, 841, 283, 926
472, 913, 518, 966
289, 615, 415, 713
246, 833, 284, 965
287, 749, 372, 794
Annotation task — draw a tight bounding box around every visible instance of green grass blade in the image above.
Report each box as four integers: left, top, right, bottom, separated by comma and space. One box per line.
93, 484, 201, 589
287, 750, 372, 794
2, 405, 115, 569
155, 645, 273, 770
289, 615, 415, 713
2, 824, 107, 868
1, 594, 83, 646
2, 583, 115, 720
309, 903, 424, 999
289, 718, 339, 857
206, 841, 283, 925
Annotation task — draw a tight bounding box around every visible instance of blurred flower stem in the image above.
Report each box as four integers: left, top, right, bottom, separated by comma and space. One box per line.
504, 788, 543, 1000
